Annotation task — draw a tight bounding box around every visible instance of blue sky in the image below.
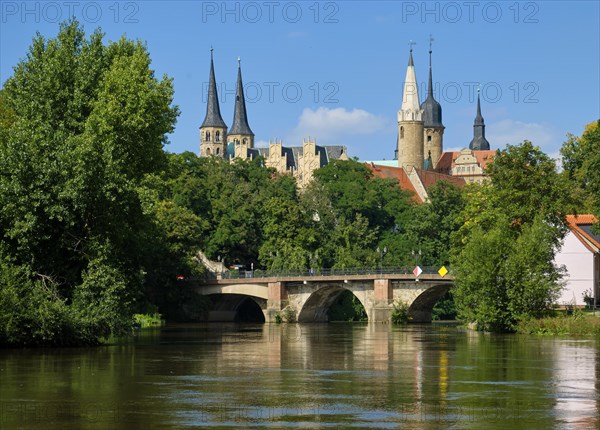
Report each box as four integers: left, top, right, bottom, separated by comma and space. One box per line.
2, 1, 599, 161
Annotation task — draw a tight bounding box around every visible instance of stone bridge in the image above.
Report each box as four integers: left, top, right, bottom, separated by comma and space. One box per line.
186, 269, 454, 323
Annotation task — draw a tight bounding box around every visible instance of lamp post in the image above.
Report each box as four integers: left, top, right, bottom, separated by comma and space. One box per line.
309, 251, 319, 275
376, 246, 388, 274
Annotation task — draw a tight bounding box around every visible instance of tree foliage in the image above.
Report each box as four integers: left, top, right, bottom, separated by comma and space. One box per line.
0, 20, 178, 345
560, 120, 600, 220
451, 141, 571, 332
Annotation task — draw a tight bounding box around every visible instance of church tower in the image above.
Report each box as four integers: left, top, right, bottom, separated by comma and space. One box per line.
200, 48, 228, 158
229, 58, 254, 158
421, 38, 444, 168
398, 46, 424, 170
469, 90, 491, 150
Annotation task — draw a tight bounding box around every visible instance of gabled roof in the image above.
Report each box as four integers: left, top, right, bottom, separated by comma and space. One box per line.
435, 149, 496, 174
566, 214, 600, 253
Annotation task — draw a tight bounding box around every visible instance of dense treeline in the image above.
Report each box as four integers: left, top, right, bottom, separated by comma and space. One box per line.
1, 21, 598, 344
160, 152, 462, 272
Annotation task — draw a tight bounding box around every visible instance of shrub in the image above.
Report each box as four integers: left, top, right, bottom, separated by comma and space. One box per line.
391, 300, 411, 324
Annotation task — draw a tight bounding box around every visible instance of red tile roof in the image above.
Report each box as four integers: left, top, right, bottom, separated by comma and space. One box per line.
566, 214, 600, 253
367, 163, 420, 201
366, 163, 465, 203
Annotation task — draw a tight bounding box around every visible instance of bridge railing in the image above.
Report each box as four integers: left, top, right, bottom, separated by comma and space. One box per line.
188, 266, 449, 281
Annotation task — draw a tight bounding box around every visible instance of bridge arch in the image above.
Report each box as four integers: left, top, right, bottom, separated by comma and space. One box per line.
207, 293, 267, 323
408, 284, 452, 323
297, 284, 369, 323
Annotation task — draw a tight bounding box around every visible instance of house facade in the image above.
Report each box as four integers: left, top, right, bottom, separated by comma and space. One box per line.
555, 215, 600, 307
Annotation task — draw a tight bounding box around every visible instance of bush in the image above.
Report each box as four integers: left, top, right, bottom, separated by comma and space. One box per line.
133, 313, 164, 328
391, 300, 411, 324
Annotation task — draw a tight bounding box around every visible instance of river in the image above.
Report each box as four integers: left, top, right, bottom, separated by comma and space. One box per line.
1, 323, 598, 429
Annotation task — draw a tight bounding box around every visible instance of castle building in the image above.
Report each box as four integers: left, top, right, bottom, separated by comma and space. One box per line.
200, 44, 495, 196
369, 42, 496, 198
199, 51, 348, 186
435, 92, 495, 184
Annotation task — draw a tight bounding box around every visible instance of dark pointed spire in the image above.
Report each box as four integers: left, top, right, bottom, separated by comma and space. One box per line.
408, 40, 416, 66
420, 36, 443, 128
228, 58, 254, 136
474, 91, 484, 125
469, 90, 490, 150
201, 48, 227, 129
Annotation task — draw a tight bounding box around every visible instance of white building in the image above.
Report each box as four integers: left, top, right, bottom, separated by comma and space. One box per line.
555, 215, 600, 307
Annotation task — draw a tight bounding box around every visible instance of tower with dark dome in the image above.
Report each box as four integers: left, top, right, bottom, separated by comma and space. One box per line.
420, 37, 444, 168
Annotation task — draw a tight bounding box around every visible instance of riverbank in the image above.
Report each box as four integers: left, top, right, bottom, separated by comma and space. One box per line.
517, 310, 600, 336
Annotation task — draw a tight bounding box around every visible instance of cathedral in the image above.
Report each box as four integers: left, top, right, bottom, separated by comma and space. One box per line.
199, 44, 495, 196
198, 49, 348, 187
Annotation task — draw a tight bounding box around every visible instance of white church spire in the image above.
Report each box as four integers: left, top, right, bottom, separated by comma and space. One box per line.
399, 43, 423, 122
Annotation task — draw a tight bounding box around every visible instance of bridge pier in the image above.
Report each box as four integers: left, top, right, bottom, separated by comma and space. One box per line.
370, 279, 393, 323
266, 281, 288, 322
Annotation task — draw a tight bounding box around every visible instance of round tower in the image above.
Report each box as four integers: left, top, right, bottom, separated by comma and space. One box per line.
398, 47, 424, 171
421, 38, 444, 169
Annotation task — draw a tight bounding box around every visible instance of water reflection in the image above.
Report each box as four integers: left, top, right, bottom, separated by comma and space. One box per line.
0, 324, 598, 429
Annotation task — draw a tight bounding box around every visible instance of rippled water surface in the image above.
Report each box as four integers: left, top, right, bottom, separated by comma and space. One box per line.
1, 323, 599, 429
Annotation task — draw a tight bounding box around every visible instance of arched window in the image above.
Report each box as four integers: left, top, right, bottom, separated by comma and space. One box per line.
243, 138, 247, 145
216, 147, 220, 155
205, 131, 211, 142
400, 126, 404, 139
206, 148, 211, 156
215, 131, 220, 142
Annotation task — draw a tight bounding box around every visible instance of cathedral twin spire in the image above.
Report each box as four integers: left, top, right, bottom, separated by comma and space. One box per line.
201, 48, 227, 129
229, 58, 254, 137
200, 49, 253, 158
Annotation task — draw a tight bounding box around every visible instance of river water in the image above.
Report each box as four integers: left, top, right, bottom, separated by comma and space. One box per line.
1, 323, 598, 429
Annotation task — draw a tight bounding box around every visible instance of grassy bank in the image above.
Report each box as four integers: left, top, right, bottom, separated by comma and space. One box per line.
517, 311, 600, 336
133, 313, 165, 328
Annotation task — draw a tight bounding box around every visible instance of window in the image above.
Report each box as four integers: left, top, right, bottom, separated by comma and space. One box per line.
243, 138, 247, 145
427, 135, 432, 142
216, 148, 220, 155
400, 126, 404, 139
205, 131, 211, 142
206, 148, 211, 156
216, 131, 220, 142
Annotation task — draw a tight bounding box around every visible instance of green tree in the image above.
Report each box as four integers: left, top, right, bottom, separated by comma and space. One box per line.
451, 142, 570, 332
560, 120, 600, 219
0, 20, 178, 345
308, 159, 414, 268
404, 180, 465, 267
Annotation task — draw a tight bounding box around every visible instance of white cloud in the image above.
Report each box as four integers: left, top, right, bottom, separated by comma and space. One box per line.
487, 119, 556, 148
254, 139, 270, 148
289, 107, 388, 144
